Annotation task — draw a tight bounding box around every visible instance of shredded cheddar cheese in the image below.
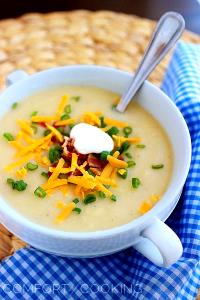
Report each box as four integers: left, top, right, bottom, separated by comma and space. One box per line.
48, 158, 65, 183
17, 120, 34, 136
55, 202, 75, 223
4, 154, 33, 171
104, 117, 128, 128
54, 118, 75, 127
70, 153, 78, 172
45, 123, 63, 142
15, 167, 27, 178
42, 178, 68, 190
81, 112, 100, 126
56, 95, 68, 117
138, 201, 153, 214
107, 155, 128, 168
31, 115, 58, 123
112, 135, 141, 147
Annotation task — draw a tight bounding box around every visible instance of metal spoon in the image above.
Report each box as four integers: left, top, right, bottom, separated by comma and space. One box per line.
116, 12, 185, 112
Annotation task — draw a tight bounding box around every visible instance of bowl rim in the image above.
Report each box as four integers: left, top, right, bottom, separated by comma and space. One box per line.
0, 65, 192, 240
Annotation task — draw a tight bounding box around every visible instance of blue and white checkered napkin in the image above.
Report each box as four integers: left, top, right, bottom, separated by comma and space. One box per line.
0, 42, 200, 300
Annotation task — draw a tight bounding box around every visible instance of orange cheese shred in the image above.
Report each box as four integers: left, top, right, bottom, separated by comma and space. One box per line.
54, 118, 75, 127
112, 135, 141, 147
138, 201, 153, 214
107, 155, 128, 168
81, 112, 100, 126
70, 153, 78, 172
31, 116, 58, 123
15, 167, 27, 178
4, 154, 33, 171
45, 123, 63, 142
42, 178, 68, 190
48, 158, 65, 183
56, 95, 68, 117
17, 120, 34, 136
104, 117, 128, 128
55, 202, 75, 223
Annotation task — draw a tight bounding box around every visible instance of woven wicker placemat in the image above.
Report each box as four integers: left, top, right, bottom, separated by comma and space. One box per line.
0, 10, 200, 260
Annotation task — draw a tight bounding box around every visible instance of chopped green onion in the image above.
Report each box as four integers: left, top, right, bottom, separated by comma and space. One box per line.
87, 169, 95, 177
26, 162, 38, 171
73, 207, 82, 214
125, 152, 132, 159
43, 129, 51, 136
64, 104, 72, 114
13, 180, 27, 191
48, 146, 63, 163
31, 111, 38, 117
84, 194, 96, 204
111, 103, 117, 110
121, 141, 130, 153
34, 186, 46, 198
118, 169, 128, 179
106, 126, 119, 136
98, 191, 106, 198
11, 102, 18, 109
3, 132, 14, 141
110, 194, 117, 201
136, 144, 146, 149
31, 124, 38, 134
41, 172, 49, 178
7, 178, 27, 191
69, 124, 74, 130
71, 96, 80, 102
7, 178, 14, 185
57, 127, 66, 135
132, 178, 141, 189
73, 198, 79, 204
104, 184, 111, 189
100, 151, 110, 160
152, 164, 164, 169
99, 116, 106, 128
127, 160, 136, 168
123, 126, 132, 137
60, 114, 70, 120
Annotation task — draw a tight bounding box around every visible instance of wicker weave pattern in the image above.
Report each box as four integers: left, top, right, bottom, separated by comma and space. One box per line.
0, 10, 199, 259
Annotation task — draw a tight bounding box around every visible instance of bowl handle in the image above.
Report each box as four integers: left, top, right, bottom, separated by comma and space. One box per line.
6, 70, 29, 87
133, 217, 183, 267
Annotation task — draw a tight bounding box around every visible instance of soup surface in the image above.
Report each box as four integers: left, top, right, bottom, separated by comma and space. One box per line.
0, 86, 173, 231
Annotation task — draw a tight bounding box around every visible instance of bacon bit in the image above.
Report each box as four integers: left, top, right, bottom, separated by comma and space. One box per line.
87, 154, 106, 169
38, 122, 46, 128
90, 167, 101, 176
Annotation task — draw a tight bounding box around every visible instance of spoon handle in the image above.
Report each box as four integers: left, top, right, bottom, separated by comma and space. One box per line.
116, 12, 185, 112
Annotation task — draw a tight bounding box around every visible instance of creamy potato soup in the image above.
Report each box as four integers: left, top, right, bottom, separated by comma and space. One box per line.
0, 86, 173, 231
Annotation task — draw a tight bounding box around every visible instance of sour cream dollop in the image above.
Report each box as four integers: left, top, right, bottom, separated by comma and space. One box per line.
70, 123, 114, 154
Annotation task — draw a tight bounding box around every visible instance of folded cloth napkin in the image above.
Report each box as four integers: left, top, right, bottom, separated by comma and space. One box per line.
0, 42, 200, 300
